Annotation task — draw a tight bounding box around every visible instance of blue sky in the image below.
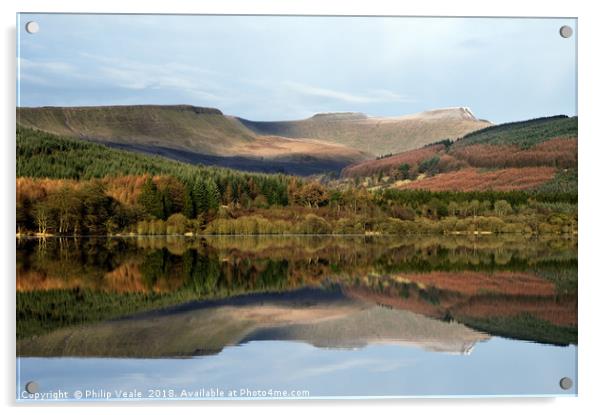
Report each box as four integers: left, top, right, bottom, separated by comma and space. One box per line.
17, 14, 576, 123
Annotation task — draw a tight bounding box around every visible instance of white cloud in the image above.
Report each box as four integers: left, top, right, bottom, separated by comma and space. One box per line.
18, 57, 76, 73
80, 53, 223, 99
283, 81, 412, 104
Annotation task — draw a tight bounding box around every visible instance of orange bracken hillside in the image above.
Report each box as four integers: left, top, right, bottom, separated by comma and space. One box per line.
341, 115, 577, 192
450, 137, 577, 169
342, 145, 445, 178
397, 167, 557, 191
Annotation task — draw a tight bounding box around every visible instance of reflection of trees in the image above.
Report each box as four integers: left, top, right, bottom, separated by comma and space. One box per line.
17, 236, 577, 295
137, 248, 294, 295
16, 235, 578, 343
187, 249, 221, 295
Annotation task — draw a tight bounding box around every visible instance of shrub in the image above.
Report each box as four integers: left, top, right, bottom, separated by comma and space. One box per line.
166, 213, 188, 235
297, 214, 332, 234
137, 220, 149, 235
148, 219, 166, 235
389, 205, 416, 221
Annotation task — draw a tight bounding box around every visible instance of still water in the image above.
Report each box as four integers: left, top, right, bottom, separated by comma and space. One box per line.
16, 235, 577, 399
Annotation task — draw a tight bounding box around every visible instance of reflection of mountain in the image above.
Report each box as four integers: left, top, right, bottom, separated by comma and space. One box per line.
241, 305, 487, 354
17, 287, 489, 358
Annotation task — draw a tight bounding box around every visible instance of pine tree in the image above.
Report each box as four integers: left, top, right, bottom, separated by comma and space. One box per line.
161, 189, 173, 219
192, 179, 208, 213
138, 178, 164, 219
205, 178, 221, 210
182, 187, 195, 219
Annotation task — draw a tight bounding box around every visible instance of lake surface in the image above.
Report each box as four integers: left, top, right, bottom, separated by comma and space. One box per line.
16, 235, 577, 400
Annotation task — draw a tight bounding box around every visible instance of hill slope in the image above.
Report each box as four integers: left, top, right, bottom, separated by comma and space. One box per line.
16, 125, 285, 181
17, 105, 252, 155
238, 107, 492, 156
17, 105, 367, 175
342, 115, 578, 192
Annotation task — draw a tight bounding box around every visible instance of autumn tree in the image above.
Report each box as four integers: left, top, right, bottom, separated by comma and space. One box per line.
33, 203, 51, 234
47, 186, 82, 234
494, 200, 513, 216
291, 182, 328, 208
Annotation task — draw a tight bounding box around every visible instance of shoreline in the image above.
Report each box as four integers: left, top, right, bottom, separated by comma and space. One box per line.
16, 231, 579, 238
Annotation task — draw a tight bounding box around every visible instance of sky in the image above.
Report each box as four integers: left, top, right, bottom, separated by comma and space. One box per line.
17, 14, 577, 123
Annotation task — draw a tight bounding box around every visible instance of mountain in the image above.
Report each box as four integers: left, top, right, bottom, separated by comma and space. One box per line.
237, 107, 492, 156
17, 105, 492, 176
342, 115, 578, 192
17, 105, 252, 154
17, 105, 368, 176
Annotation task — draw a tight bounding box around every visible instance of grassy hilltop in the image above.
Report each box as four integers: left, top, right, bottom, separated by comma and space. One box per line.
238, 107, 491, 156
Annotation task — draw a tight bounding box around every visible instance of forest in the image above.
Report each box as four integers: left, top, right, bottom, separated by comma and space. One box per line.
16, 126, 578, 236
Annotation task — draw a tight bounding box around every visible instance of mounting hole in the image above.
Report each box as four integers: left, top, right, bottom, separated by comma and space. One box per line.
559, 25, 573, 38
25, 381, 39, 394
559, 377, 573, 390
25, 21, 39, 34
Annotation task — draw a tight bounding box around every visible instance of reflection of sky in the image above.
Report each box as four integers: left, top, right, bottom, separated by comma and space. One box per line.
17, 337, 577, 400
17, 14, 576, 123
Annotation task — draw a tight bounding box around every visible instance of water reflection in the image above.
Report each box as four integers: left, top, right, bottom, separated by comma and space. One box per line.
17, 235, 577, 355
18, 287, 492, 357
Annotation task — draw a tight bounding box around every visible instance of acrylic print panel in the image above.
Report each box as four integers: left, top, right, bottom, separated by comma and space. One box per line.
16, 14, 577, 401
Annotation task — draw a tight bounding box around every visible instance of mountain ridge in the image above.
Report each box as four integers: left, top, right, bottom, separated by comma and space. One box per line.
17, 104, 491, 175
17, 105, 369, 175
237, 107, 491, 155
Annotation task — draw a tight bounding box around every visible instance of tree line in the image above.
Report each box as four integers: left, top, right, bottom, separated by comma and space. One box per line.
16, 125, 577, 236
17, 173, 577, 236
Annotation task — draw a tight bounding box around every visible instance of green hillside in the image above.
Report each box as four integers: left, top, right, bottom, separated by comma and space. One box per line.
17, 125, 252, 180
16, 126, 292, 208
456, 115, 577, 148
